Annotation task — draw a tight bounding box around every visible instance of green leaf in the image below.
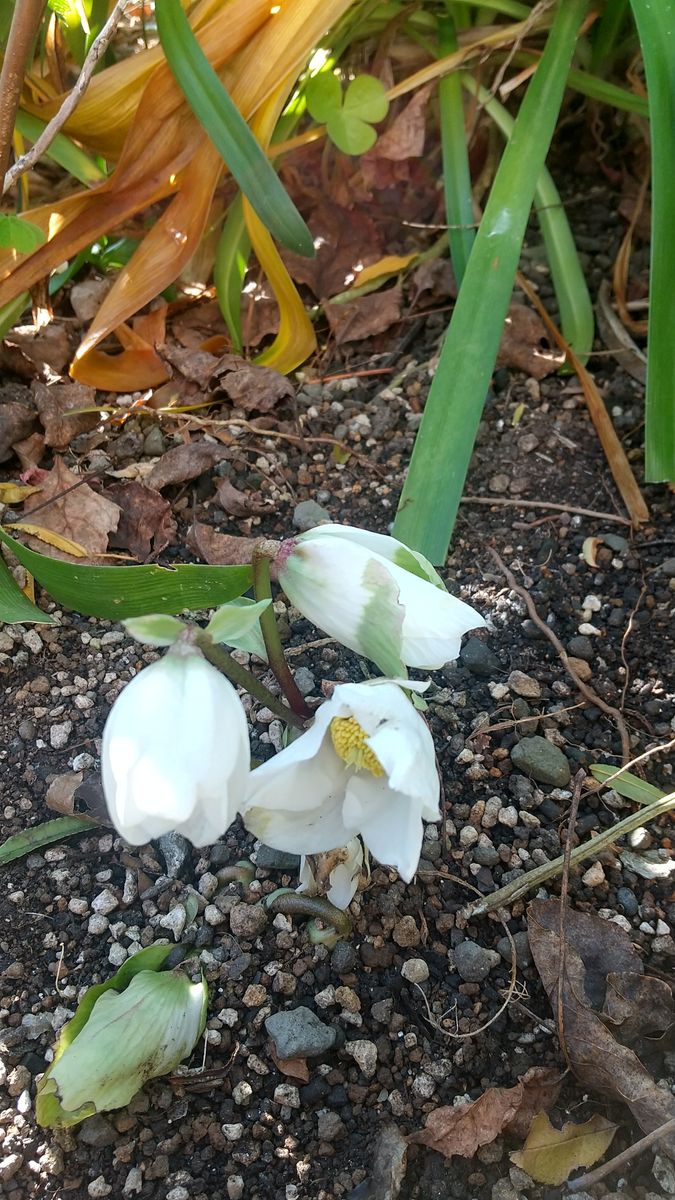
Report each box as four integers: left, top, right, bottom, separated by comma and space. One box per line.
0, 552, 55, 623
0, 215, 46, 254
393, 0, 588, 562
155, 0, 314, 257
328, 112, 378, 155
342, 75, 389, 123
15, 111, 106, 186
590, 764, 666, 806
122, 614, 187, 646
0, 526, 252, 621
0, 816, 99, 866
205, 597, 270, 648
305, 72, 342, 123
214, 195, 251, 355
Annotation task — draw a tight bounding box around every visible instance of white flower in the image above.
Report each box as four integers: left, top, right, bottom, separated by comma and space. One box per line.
276, 523, 485, 674
102, 642, 249, 847
243, 680, 440, 882
298, 838, 366, 910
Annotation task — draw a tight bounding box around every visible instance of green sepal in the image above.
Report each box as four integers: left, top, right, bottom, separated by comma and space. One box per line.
122, 614, 187, 646
357, 559, 406, 679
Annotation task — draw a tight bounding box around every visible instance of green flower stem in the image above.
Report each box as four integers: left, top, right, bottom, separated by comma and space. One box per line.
266, 891, 352, 939
251, 544, 313, 721
194, 631, 306, 731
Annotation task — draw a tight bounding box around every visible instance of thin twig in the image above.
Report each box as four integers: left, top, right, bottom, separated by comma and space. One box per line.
3, 0, 131, 195
556, 769, 584, 1065
568, 1116, 675, 1192
619, 581, 647, 713
0, 0, 46, 186
460, 495, 631, 526
488, 548, 632, 764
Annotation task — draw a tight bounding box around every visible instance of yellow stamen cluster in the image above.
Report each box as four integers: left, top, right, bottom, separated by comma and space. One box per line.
330, 716, 384, 777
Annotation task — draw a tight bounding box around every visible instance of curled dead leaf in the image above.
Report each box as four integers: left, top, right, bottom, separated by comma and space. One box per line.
581, 536, 603, 567
210, 354, 294, 413
510, 1111, 617, 1186
146, 441, 229, 490
46, 771, 84, 816
0, 393, 36, 463
497, 303, 565, 380
104, 481, 177, 561
186, 521, 262, 566
21, 457, 120, 561
33, 381, 99, 449
324, 285, 402, 346
408, 1067, 562, 1160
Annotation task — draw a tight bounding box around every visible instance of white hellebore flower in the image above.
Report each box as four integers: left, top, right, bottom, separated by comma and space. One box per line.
243, 680, 439, 883
275, 523, 485, 675
298, 837, 366, 911
102, 641, 249, 847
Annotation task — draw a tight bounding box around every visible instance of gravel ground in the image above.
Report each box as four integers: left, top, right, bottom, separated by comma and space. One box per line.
0, 181, 674, 1200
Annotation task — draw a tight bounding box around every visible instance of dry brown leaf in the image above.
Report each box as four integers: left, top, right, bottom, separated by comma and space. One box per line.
497, 303, 565, 379
0, 324, 72, 380
46, 771, 84, 815
269, 1047, 310, 1083
324, 285, 402, 345
367, 85, 433, 162
163, 345, 220, 387
104, 481, 177, 561
0, 393, 36, 462
33, 381, 99, 449
21, 456, 120, 561
12, 431, 45, 471
409, 259, 457, 309
186, 521, 260, 566
210, 354, 294, 413
284, 200, 382, 300
146, 441, 229, 490
528, 899, 675, 1155
215, 476, 266, 518
511, 1111, 617, 1185
408, 1067, 562, 1159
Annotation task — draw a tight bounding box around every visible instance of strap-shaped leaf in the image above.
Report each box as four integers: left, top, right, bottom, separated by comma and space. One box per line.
0, 552, 55, 624
156, 0, 314, 257
0, 816, 99, 866
0, 527, 252, 620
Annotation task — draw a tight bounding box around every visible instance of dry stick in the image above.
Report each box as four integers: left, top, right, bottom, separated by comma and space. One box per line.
459, 496, 631, 526
488, 547, 632, 765
568, 1116, 675, 1193
3, 0, 131, 195
556, 769, 585, 1066
0, 0, 46, 186
619, 580, 647, 714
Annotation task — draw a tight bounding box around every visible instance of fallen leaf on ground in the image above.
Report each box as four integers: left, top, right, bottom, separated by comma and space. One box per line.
355, 1123, 408, 1200
240, 279, 281, 348
365, 85, 432, 162
497, 303, 565, 379
146, 441, 229, 490
511, 1111, 617, 1185
269, 1048, 310, 1083
210, 354, 294, 414
0, 483, 40, 504
0, 324, 71, 380
16, 522, 87, 557
33, 381, 99, 449
408, 1067, 562, 1159
186, 521, 260, 566
12, 431, 45, 471
409, 259, 457, 309
527, 898, 675, 1154
21, 456, 120, 561
283, 200, 382, 299
46, 772, 84, 816
104, 482, 177, 561
163, 345, 220, 387
0, 394, 36, 462
215, 477, 266, 518
324, 285, 402, 345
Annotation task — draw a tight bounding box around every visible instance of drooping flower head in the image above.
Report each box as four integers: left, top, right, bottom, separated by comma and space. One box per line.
102, 640, 250, 847
275, 523, 485, 675
243, 679, 439, 882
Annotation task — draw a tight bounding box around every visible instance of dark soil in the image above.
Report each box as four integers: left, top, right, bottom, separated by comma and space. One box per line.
0, 175, 674, 1200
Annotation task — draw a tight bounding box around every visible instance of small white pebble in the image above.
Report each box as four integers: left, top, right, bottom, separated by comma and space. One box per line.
274, 1083, 300, 1108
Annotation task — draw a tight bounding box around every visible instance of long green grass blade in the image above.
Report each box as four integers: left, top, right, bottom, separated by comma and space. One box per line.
590, 764, 665, 806
15, 111, 106, 185
0, 551, 55, 623
0, 816, 99, 866
393, 0, 588, 563
214, 195, 251, 354
0, 527, 252, 620
591, 0, 630, 72
0, 290, 30, 339
629, 0, 675, 482
155, 0, 314, 257
438, 14, 475, 286
464, 75, 593, 360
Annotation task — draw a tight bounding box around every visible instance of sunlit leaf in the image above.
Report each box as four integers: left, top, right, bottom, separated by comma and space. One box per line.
510, 1112, 617, 1185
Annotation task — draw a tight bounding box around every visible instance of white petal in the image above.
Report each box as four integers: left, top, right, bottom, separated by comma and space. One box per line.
346, 774, 424, 883
303, 523, 444, 586
327, 837, 363, 909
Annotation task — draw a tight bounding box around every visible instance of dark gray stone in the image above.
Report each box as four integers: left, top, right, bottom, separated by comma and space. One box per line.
453, 940, 501, 983
265, 1007, 336, 1059
459, 637, 500, 677
617, 887, 639, 918
255, 844, 301, 871
496, 931, 532, 969
510, 736, 571, 787
330, 941, 357, 975
473, 842, 500, 868
568, 635, 594, 662
78, 1115, 117, 1147
293, 499, 331, 531
157, 831, 191, 878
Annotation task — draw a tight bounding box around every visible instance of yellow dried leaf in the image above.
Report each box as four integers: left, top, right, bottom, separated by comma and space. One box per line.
15, 523, 87, 557
354, 253, 418, 288
0, 483, 41, 504
510, 1112, 617, 1186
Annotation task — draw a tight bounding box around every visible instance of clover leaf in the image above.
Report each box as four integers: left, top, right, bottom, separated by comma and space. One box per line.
306, 73, 389, 155
0, 215, 46, 254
